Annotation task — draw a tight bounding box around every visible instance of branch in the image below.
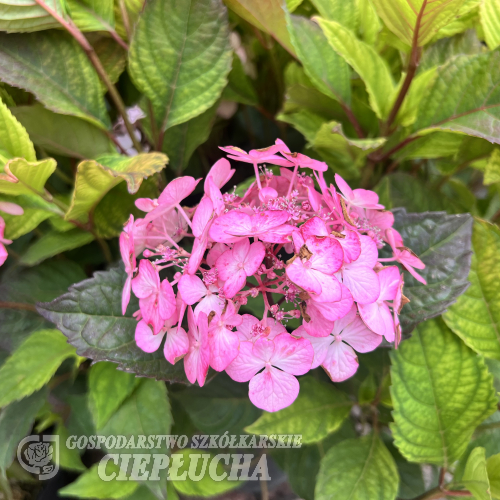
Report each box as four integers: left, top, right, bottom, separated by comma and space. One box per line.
0, 301, 38, 312
411, 487, 472, 500
368, 135, 419, 164
33, 0, 142, 153
341, 103, 365, 139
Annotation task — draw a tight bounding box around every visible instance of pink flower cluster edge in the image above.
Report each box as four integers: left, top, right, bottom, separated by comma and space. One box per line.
120, 140, 426, 413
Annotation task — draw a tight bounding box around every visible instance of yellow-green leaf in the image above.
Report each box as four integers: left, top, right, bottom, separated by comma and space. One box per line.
487, 453, 500, 499
462, 447, 492, 500
0, 0, 64, 32
484, 149, 500, 185
0, 158, 56, 197
481, 0, 500, 50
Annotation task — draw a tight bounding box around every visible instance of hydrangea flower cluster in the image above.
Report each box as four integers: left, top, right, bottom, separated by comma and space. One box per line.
120, 140, 426, 412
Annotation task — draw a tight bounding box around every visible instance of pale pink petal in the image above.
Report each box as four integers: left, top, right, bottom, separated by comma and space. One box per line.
135, 320, 165, 353
209, 326, 239, 371
335, 173, 354, 200
293, 326, 331, 368
337, 230, 361, 264
158, 280, 176, 319
205, 158, 234, 190
216, 248, 241, 281
366, 209, 394, 231
286, 259, 322, 295
0, 201, 23, 215
292, 229, 305, 253
192, 197, 214, 237
122, 276, 132, 315
178, 275, 207, 305
222, 269, 247, 298
249, 210, 289, 234
206, 243, 229, 266
158, 176, 201, 206
310, 272, 342, 303
194, 292, 224, 320
207, 177, 224, 215
378, 266, 400, 301
307, 236, 344, 274
322, 340, 358, 382
259, 224, 296, 244
249, 366, 300, 412
340, 317, 383, 352
302, 301, 334, 337
306, 185, 322, 211
135, 198, 157, 212
131, 259, 159, 298
226, 341, 265, 382
252, 337, 276, 362
163, 327, 189, 364
259, 187, 278, 202
350, 235, 378, 268
243, 242, 265, 275
270, 333, 313, 375
309, 284, 353, 320
342, 266, 380, 304
187, 231, 209, 275
331, 305, 358, 336
358, 301, 388, 336
300, 217, 328, 239
236, 315, 259, 341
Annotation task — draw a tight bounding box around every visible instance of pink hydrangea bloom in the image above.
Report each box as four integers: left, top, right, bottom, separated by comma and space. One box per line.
185, 308, 210, 386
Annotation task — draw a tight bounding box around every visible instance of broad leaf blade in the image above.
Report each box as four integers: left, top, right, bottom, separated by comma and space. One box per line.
67, 0, 115, 33
0, 158, 57, 197
0, 0, 64, 32
391, 318, 497, 466
480, 0, 500, 50
462, 447, 492, 500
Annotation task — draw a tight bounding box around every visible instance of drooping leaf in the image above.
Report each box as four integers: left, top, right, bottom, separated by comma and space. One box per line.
310, 0, 357, 30
315, 433, 399, 500
316, 18, 395, 119
65, 153, 167, 224
0, 97, 35, 162
371, 0, 466, 47
0, 157, 56, 197
174, 373, 260, 435
487, 454, 500, 499
391, 209, 473, 334
12, 105, 115, 160
462, 447, 492, 500
0, 329, 76, 408
0, 389, 46, 471
287, 13, 351, 106
390, 318, 497, 466
444, 220, 500, 360
67, 0, 115, 33
414, 50, 500, 144
88, 361, 138, 429
0, 31, 110, 129
0, 0, 64, 32
245, 377, 351, 444
481, 0, 500, 50
20, 229, 94, 266
129, 0, 231, 133
37, 266, 190, 383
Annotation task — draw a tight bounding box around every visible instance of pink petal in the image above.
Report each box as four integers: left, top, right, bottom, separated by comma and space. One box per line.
222, 269, 247, 298
378, 266, 400, 301
322, 340, 359, 382
194, 292, 224, 320
293, 326, 331, 368
306, 185, 322, 211
209, 326, 239, 371
309, 284, 353, 320
331, 304, 358, 335
351, 188, 384, 209
178, 275, 207, 305
259, 187, 278, 203
163, 327, 189, 364
206, 243, 229, 267
309, 272, 342, 303
337, 230, 361, 264
342, 266, 380, 304
243, 241, 265, 275
192, 197, 214, 237
300, 217, 329, 239
0, 201, 23, 215
205, 158, 234, 191
209, 211, 252, 242
258, 224, 296, 244
158, 279, 176, 319
335, 173, 354, 201
350, 235, 379, 268
216, 249, 240, 281
302, 302, 334, 337
249, 366, 300, 412
135, 198, 157, 212
0, 243, 8, 266
366, 209, 394, 231
252, 337, 276, 362
131, 259, 159, 299
122, 275, 132, 315
249, 210, 289, 234
158, 176, 200, 206
340, 316, 383, 352
187, 231, 209, 275
226, 341, 265, 382
185, 312, 210, 386
135, 320, 165, 353
207, 177, 224, 215
232, 238, 251, 264
236, 315, 259, 341
270, 333, 313, 376
286, 259, 322, 295
307, 236, 344, 274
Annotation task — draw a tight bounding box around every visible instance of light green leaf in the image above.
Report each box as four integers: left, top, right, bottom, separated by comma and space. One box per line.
0, 0, 64, 32
462, 447, 492, 500
0, 158, 56, 197
222, 54, 258, 106
20, 229, 95, 266
54, 424, 86, 472
434, 6, 479, 41
311, 0, 357, 30
316, 18, 395, 119
481, 0, 500, 50
171, 449, 237, 497
393, 132, 464, 160
371, 0, 466, 47
414, 51, 500, 144
287, 13, 351, 106
286, 0, 303, 13
315, 433, 399, 500
277, 109, 325, 143
245, 377, 351, 444
12, 105, 114, 160
88, 361, 138, 430
487, 454, 500, 499
60, 462, 138, 499
129, 0, 231, 133
444, 220, 500, 360
484, 149, 500, 185
0, 329, 76, 408
0, 31, 110, 129
390, 318, 498, 466
0, 97, 35, 162
65, 153, 167, 223
67, 0, 115, 33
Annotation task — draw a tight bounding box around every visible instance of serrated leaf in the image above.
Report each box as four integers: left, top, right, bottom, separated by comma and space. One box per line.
245, 377, 351, 444
391, 209, 473, 334
0, 157, 56, 197
0, 97, 35, 162
444, 220, 500, 360
414, 51, 500, 144
316, 18, 394, 119
371, 0, 466, 47
311, 0, 358, 30
287, 13, 351, 106
174, 373, 260, 435
481, 0, 500, 50
129, 0, 231, 133
67, 0, 115, 33
487, 454, 500, 499
0, 329, 76, 407
0, 31, 110, 129
0, 0, 64, 32
391, 318, 497, 466
88, 361, 138, 429
316, 433, 399, 500
20, 229, 94, 266
12, 105, 115, 160
37, 266, 190, 383
65, 153, 167, 223
462, 447, 492, 500
0, 389, 46, 470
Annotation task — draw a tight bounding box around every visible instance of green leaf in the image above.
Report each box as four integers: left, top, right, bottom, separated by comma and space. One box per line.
277, 109, 325, 143
60, 462, 138, 499
0, 389, 46, 470
358, 0, 382, 45
0, 31, 110, 129
93, 37, 127, 86
0, 157, 56, 197
462, 447, 492, 500
174, 373, 260, 435
37, 266, 190, 382
65, 153, 167, 224
0, 329, 76, 408
487, 454, 500, 499
129, 0, 231, 133
287, 14, 351, 106
11, 105, 114, 160
371, 0, 466, 47
484, 149, 500, 185
222, 54, 258, 106
162, 103, 217, 175
0, 0, 64, 32
67, 0, 115, 33
311, 0, 357, 30
481, 0, 500, 50
88, 361, 138, 429
390, 318, 497, 466
0, 97, 35, 161
315, 433, 399, 500
316, 18, 395, 119
170, 449, 237, 497
414, 51, 500, 144
54, 424, 86, 472
391, 209, 473, 334
20, 229, 94, 266
245, 377, 351, 444
443, 220, 500, 360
